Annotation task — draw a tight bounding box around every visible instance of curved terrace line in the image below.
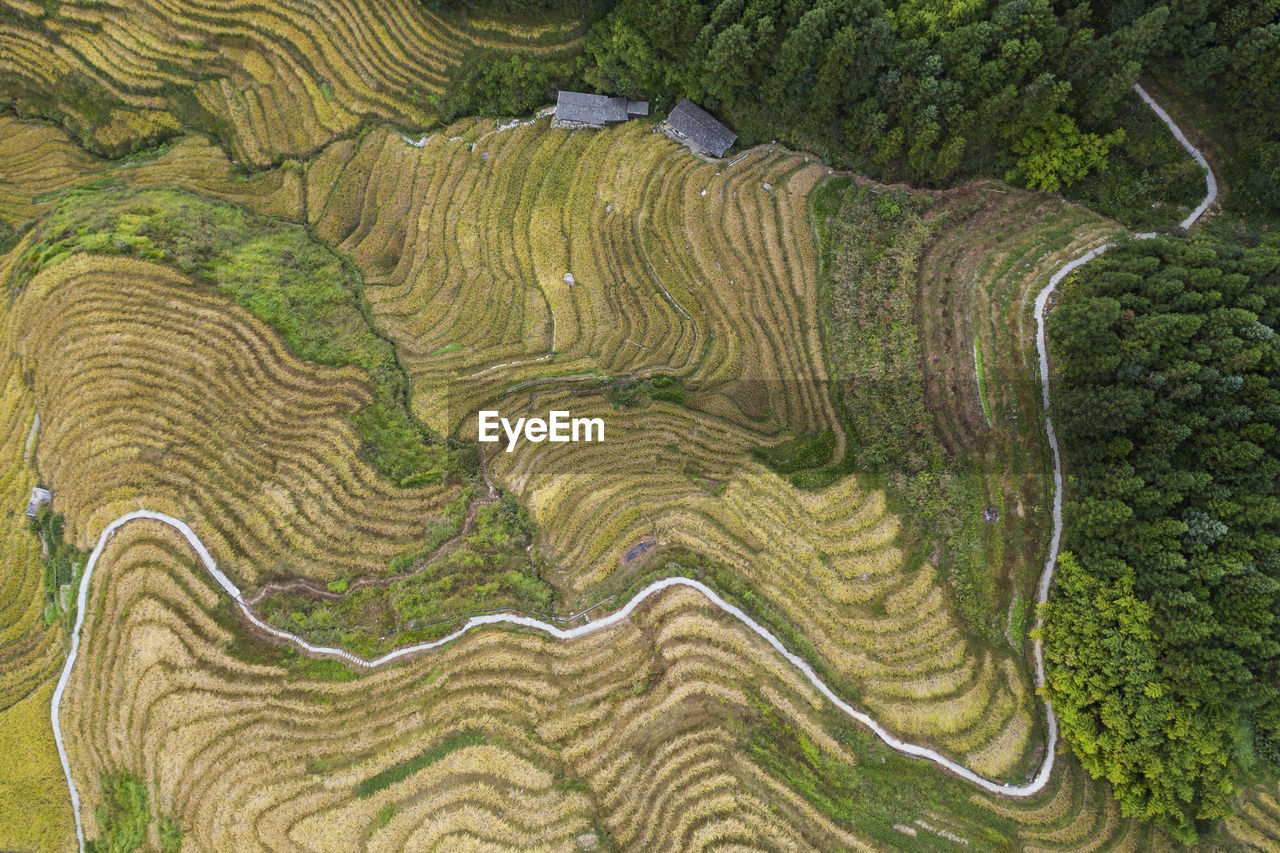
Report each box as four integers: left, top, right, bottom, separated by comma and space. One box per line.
51, 81, 1216, 851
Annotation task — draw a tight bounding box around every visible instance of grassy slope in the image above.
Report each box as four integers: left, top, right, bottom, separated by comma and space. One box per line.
815, 176, 1127, 646
813, 179, 1004, 641
256, 494, 554, 658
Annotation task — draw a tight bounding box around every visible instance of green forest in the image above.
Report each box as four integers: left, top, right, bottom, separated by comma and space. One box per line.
1043, 233, 1280, 840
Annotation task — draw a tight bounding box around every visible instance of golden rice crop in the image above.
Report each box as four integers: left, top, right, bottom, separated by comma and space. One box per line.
61, 520, 893, 850
0, 0, 582, 165
299, 119, 1045, 776
0, 117, 107, 228
0, 682, 75, 851
0, 79, 1207, 851
488, 395, 1034, 775
308, 122, 834, 440
14, 255, 459, 586
0, 241, 75, 848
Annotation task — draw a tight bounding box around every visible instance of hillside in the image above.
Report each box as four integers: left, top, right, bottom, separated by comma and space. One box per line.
1, 0, 1278, 850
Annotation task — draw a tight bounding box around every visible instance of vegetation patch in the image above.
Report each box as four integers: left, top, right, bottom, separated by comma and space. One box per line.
1062, 90, 1207, 229
441, 49, 583, 120
354, 732, 487, 797
1007, 597, 1028, 653
158, 816, 182, 853
29, 506, 89, 628
813, 178, 999, 639
372, 803, 396, 831
258, 494, 554, 658
751, 429, 849, 489
605, 375, 686, 408
737, 690, 1027, 852
812, 181, 939, 476
208, 593, 363, 682
87, 772, 149, 853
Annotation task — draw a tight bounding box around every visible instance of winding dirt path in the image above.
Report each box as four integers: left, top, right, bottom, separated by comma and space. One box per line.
50, 82, 1216, 852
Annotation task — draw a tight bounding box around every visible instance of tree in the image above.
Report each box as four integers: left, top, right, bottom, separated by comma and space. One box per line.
1006, 112, 1125, 191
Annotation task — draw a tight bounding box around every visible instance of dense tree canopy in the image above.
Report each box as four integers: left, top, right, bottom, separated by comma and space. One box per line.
1043, 233, 1280, 840
582, 0, 1162, 185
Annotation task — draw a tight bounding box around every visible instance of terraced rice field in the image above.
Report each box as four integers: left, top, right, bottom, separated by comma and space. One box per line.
0, 117, 105, 230
14, 254, 459, 587
1224, 790, 1280, 850
0, 236, 76, 847
1, 67, 1269, 850
302, 118, 1049, 780
309, 122, 839, 442
0, 116, 304, 229
54, 508, 1192, 852
0, 114, 1129, 848
1, 112, 1044, 783
0, 0, 582, 165
60, 517, 890, 851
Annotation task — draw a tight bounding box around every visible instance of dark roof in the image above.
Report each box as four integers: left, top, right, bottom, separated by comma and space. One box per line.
556, 91, 648, 125
665, 99, 737, 157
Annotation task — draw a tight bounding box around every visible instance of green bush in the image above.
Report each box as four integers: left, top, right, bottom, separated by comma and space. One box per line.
607, 375, 686, 407
443, 50, 582, 119
87, 773, 149, 853
29, 506, 89, 627
158, 816, 182, 853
